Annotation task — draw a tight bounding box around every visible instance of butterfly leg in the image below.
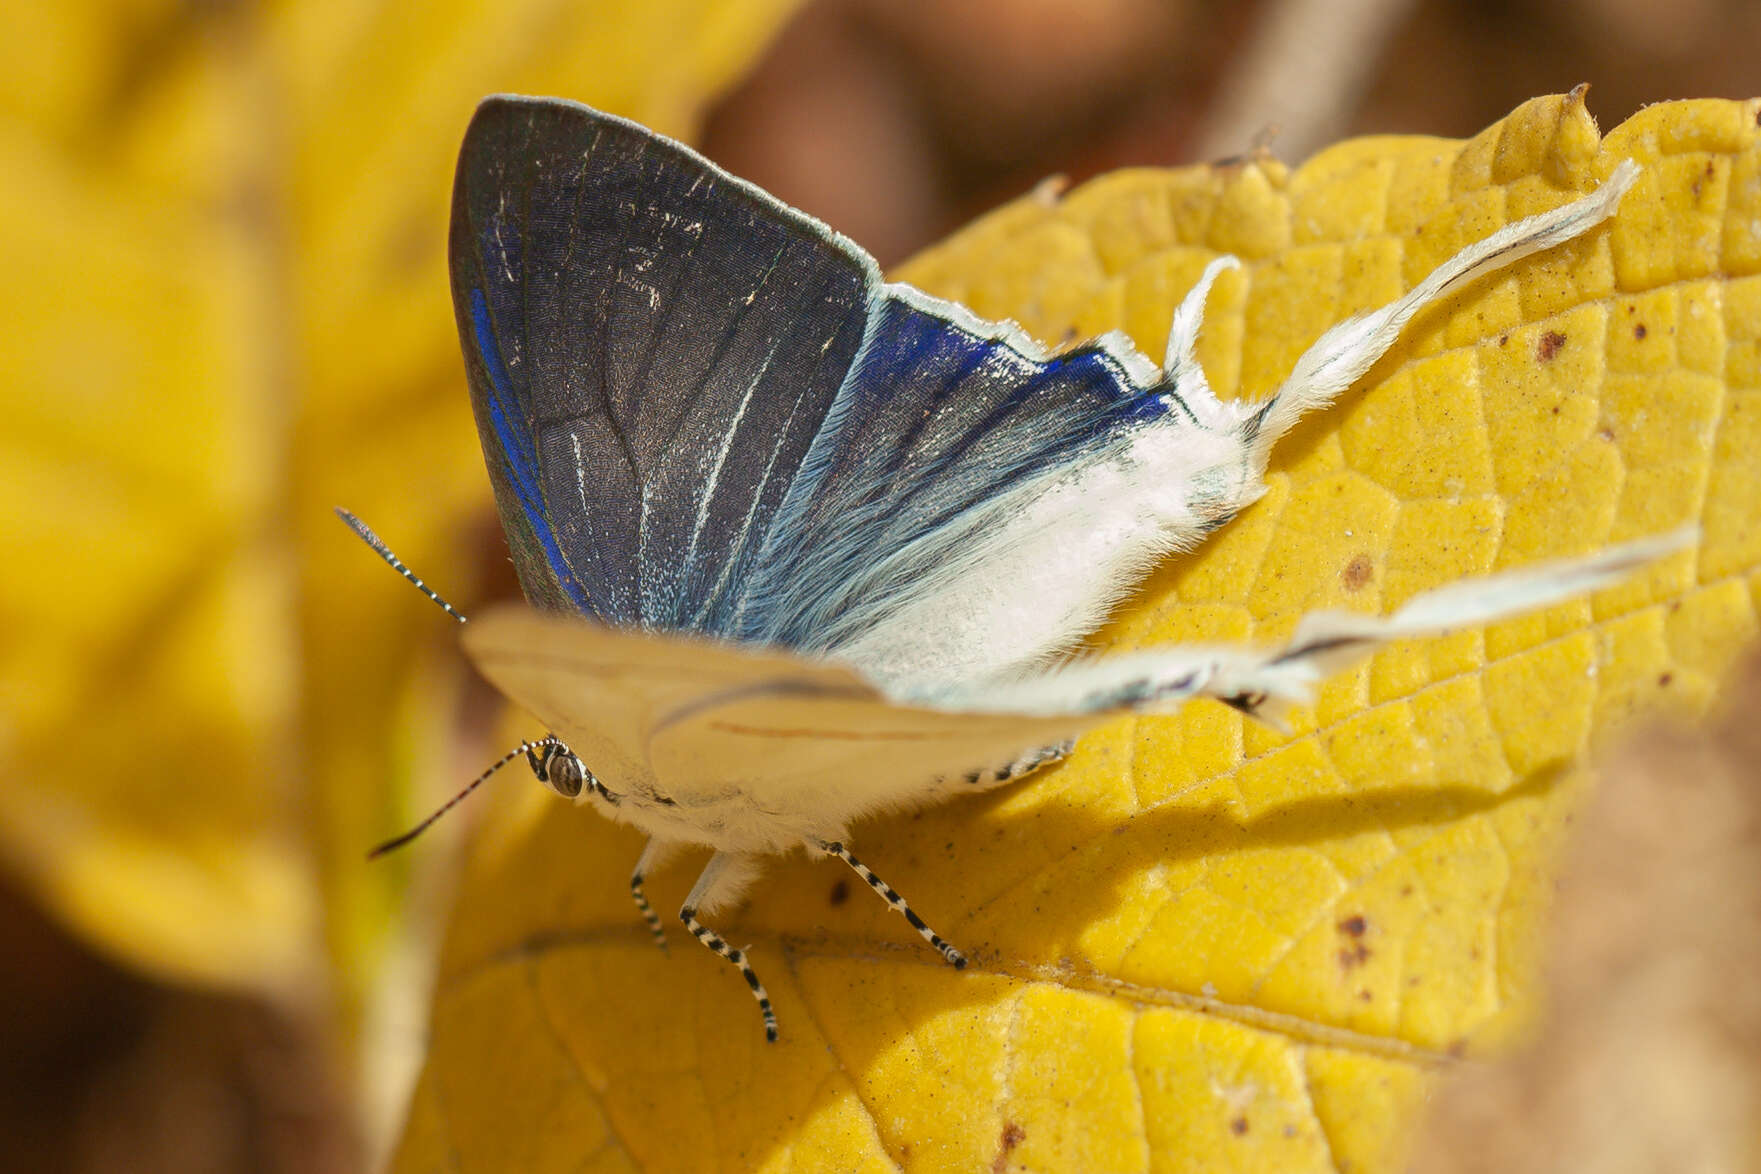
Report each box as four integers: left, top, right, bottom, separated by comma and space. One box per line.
629, 838, 679, 953
679, 852, 778, 1042
812, 839, 966, 969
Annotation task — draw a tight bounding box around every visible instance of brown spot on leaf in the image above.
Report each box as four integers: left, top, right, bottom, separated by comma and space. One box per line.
1634, 322, 1647, 339
1338, 915, 1372, 968
1537, 331, 1567, 361
1659, 672, 1674, 687
1599, 427, 1616, 443
992, 1122, 1026, 1172
1341, 553, 1373, 592
829, 879, 849, 906
1230, 1116, 1250, 1136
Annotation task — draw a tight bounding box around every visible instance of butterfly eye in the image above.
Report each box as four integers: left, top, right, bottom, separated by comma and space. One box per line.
532, 743, 586, 798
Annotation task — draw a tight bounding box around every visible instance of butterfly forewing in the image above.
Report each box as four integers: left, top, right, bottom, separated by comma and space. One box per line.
450, 96, 873, 628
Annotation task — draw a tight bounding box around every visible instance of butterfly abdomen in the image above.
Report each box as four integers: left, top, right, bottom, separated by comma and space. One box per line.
940, 739, 1075, 790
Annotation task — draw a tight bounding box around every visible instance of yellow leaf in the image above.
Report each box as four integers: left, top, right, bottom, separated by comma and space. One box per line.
0, 0, 806, 1023
1408, 653, 1761, 1173
395, 93, 1760, 1171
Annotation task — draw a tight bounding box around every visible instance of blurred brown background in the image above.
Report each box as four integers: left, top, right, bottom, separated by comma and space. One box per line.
3, 0, 1755, 1171
702, 0, 1761, 267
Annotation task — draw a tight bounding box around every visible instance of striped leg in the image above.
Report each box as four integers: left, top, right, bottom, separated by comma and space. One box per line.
681, 853, 778, 1042
629, 839, 671, 953
814, 839, 966, 969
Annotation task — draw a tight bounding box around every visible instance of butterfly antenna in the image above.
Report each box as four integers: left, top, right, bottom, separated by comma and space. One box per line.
335, 507, 468, 624
368, 738, 557, 858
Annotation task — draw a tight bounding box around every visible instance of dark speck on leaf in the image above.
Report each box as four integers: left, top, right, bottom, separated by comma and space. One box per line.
829, 879, 849, 906
1634, 323, 1648, 340
1231, 1117, 1250, 1136
1337, 915, 1371, 968
1341, 553, 1373, 592
992, 1122, 1026, 1173
1537, 330, 1567, 361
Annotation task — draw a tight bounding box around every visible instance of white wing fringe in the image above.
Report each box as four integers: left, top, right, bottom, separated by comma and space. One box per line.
924, 526, 1694, 727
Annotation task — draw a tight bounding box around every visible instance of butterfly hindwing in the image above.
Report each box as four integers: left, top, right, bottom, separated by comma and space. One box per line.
735, 295, 1171, 651
463, 606, 1098, 850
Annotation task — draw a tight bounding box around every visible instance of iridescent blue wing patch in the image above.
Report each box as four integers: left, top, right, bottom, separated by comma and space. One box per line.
731, 294, 1177, 651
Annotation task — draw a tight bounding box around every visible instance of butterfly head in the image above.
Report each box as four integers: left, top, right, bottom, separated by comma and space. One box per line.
525, 737, 595, 799
367, 734, 600, 858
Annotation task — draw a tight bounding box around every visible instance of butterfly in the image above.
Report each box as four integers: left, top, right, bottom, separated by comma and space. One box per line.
349, 94, 1673, 1041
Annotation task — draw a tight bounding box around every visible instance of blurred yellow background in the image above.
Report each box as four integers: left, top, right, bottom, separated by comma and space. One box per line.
1, 2, 1756, 1172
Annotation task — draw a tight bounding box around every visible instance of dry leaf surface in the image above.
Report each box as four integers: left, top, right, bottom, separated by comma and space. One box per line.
385, 92, 1760, 1172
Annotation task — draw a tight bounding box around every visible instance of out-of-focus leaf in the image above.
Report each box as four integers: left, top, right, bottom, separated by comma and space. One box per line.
392, 92, 1761, 1172
0, 0, 806, 1028
1408, 653, 1761, 1174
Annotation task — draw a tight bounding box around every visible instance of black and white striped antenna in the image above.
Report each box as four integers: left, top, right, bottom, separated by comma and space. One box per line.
335, 507, 469, 624
338, 507, 550, 858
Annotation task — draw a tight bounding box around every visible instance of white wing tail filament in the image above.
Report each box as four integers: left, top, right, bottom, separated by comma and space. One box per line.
1249, 161, 1639, 461
915, 527, 1694, 728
